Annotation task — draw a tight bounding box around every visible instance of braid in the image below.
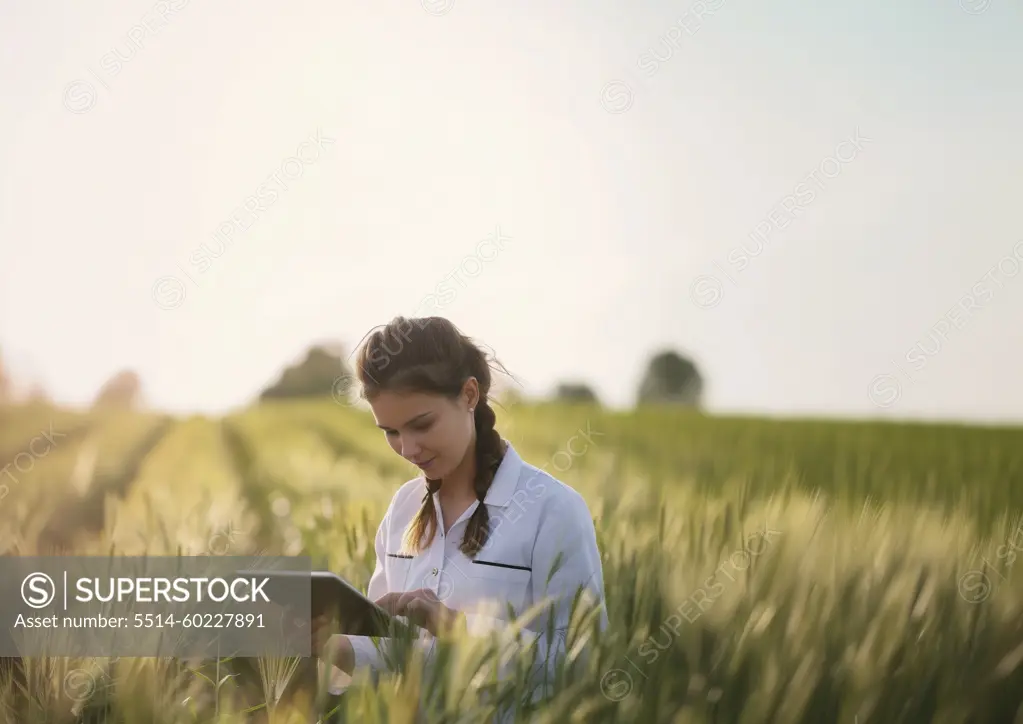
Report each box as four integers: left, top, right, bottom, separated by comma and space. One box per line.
461, 399, 503, 557
403, 477, 441, 554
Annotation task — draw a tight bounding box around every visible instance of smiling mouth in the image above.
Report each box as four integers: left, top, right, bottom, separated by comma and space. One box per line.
414, 458, 436, 468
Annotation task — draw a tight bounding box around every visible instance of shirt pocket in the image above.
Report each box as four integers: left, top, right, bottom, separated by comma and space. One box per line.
384, 553, 414, 590
465, 560, 532, 618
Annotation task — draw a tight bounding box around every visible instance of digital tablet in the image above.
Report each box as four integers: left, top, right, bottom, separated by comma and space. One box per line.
232, 570, 417, 639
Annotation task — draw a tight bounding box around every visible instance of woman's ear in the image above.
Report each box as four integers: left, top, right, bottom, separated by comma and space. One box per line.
462, 377, 480, 410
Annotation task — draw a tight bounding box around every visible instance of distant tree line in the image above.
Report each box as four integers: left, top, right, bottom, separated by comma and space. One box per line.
255, 342, 705, 410
552, 350, 703, 408
0, 336, 705, 412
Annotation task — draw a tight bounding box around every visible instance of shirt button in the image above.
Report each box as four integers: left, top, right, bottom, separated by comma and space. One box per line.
431, 567, 438, 575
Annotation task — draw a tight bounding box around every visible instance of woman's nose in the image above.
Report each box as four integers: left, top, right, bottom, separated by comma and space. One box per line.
401, 437, 421, 459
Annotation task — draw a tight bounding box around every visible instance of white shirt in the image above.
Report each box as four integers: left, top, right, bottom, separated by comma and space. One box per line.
326, 441, 608, 703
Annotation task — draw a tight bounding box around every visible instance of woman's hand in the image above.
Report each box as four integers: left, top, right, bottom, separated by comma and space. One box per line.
375, 589, 463, 636
311, 613, 355, 674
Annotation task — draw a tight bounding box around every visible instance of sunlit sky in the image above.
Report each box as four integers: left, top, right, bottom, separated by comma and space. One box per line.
2, 0, 1022, 423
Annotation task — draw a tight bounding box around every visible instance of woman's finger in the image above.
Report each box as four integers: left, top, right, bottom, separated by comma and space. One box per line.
398, 588, 428, 604
375, 592, 401, 615
395, 589, 427, 615
405, 598, 429, 621
376, 589, 423, 616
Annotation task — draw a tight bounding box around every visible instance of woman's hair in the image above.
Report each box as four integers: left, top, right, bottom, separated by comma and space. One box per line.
353, 316, 509, 558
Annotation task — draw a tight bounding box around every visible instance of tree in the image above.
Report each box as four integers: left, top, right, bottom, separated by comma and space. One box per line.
93, 370, 142, 410
637, 350, 704, 407
260, 345, 352, 401
554, 382, 600, 404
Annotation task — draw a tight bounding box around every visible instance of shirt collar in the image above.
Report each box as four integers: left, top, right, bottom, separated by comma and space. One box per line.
426, 441, 523, 508
483, 441, 523, 508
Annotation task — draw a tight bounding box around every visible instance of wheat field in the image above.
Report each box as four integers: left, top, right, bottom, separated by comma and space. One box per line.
1, 398, 1022, 723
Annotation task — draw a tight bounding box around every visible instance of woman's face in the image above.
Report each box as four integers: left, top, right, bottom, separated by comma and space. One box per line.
369, 382, 478, 479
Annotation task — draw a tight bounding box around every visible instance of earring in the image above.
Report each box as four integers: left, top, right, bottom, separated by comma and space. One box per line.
469, 407, 475, 414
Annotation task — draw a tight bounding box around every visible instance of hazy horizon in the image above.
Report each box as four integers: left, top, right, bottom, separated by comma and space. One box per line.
2, 0, 1022, 425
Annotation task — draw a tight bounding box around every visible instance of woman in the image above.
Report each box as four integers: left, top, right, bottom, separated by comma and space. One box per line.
312, 316, 607, 705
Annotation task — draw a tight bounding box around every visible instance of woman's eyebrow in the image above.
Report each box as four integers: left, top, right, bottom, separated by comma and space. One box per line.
376, 412, 431, 430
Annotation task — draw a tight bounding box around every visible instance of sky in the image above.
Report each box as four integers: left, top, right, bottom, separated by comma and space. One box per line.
1, 0, 1022, 424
